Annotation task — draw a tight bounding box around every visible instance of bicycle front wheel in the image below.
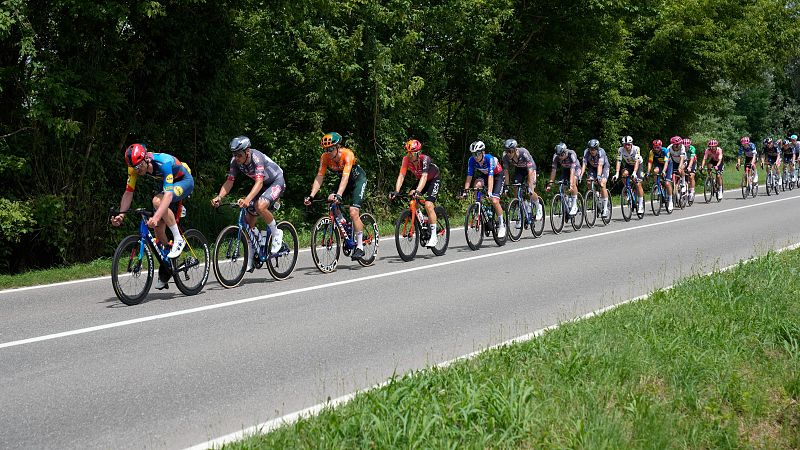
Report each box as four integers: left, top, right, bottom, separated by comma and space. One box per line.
465, 203, 483, 250
751, 180, 758, 197
213, 225, 250, 288
111, 235, 154, 305
358, 213, 379, 267
172, 229, 210, 296
703, 178, 713, 203
311, 216, 340, 273
550, 194, 564, 234
584, 190, 597, 228
394, 209, 419, 262
430, 206, 450, 256
650, 185, 661, 216
267, 221, 299, 280
506, 198, 524, 242
620, 190, 632, 222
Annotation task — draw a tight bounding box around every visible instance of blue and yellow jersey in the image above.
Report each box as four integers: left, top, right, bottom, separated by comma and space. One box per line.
126, 152, 191, 194
648, 147, 669, 165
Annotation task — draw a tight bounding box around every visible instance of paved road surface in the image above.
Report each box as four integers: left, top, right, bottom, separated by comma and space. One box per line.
2, 190, 800, 449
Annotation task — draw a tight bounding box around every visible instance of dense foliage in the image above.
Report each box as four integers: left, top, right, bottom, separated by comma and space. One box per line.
1, 0, 798, 273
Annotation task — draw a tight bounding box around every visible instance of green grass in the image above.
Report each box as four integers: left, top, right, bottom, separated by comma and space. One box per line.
224, 248, 800, 449
0, 258, 113, 290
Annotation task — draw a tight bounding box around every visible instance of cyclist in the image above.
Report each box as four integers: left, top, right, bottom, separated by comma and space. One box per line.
647, 139, 673, 209
666, 136, 687, 206
781, 138, 797, 183
546, 142, 582, 216
303, 132, 368, 260
761, 137, 781, 185
211, 136, 286, 271
502, 138, 543, 222
111, 143, 194, 290
700, 139, 724, 198
390, 139, 441, 248
683, 138, 698, 202
580, 139, 611, 218
461, 140, 506, 238
736, 136, 758, 186
612, 135, 644, 214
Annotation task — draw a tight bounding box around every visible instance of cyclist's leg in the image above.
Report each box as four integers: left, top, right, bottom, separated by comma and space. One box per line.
664, 162, 674, 197
490, 172, 505, 218
347, 166, 367, 236
254, 176, 285, 231
422, 177, 440, 225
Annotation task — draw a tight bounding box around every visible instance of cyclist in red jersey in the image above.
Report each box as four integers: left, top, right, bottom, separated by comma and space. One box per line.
390, 139, 441, 247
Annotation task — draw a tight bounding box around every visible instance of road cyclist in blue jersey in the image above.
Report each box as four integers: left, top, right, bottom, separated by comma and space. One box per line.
612, 135, 645, 214
461, 140, 507, 238
111, 143, 195, 289
502, 138, 543, 222
647, 138, 673, 208
737, 136, 759, 185
546, 142, 582, 216
780, 138, 797, 184
580, 139, 611, 218
211, 136, 287, 272
761, 137, 781, 186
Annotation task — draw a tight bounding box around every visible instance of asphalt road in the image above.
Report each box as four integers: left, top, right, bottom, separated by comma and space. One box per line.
2, 188, 800, 449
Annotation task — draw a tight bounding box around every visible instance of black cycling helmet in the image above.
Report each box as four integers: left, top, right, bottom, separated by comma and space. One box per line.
230, 136, 251, 153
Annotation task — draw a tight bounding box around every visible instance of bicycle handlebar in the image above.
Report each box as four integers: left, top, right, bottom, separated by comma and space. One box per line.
109, 208, 153, 218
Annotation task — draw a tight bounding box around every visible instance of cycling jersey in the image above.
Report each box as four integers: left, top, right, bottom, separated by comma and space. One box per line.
552, 149, 581, 171
227, 149, 283, 184
400, 153, 440, 180
667, 144, 686, 164
763, 144, 780, 160
781, 145, 796, 159
503, 147, 537, 171
467, 153, 503, 177
583, 148, 610, 169
738, 143, 757, 158
685, 145, 697, 169
126, 152, 191, 194
617, 145, 642, 165
317, 147, 358, 177
648, 147, 669, 166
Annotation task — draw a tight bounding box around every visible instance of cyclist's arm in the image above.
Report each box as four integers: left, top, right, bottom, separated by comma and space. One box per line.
152, 191, 173, 223
463, 175, 472, 191
309, 174, 325, 198
416, 172, 428, 193
242, 178, 264, 205
394, 172, 405, 193
117, 191, 134, 217
215, 179, 235, 201
335, 173, 350, 197
487, 172, 495, 196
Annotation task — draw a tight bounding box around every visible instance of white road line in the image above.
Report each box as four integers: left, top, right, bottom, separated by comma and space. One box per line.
185, 239, 800, 450
2, 194, 798, 352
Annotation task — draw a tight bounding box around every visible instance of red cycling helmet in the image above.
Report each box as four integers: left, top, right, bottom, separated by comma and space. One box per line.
404, 139, 422, 153
669, 136, 682, 145
682, 138, 692, 146
652, 139, 663, 148
740, 136, 750, 145
707, 139, 718, 147
125, 143, 147, 167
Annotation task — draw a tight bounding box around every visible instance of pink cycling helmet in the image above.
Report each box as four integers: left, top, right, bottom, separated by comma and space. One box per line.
740, 136, 750, 145
669, 136, 682, 145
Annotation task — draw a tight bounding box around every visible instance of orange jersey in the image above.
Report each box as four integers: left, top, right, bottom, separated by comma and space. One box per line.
317, 147, 357, 177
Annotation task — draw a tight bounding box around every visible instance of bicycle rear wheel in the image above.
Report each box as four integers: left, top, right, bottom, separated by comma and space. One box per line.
267, 221, 299, 280
111, 235, 154, 305
506, 198, 524, 242
212, 225, 250, 288
172, 228, 210, 296
703, 178, 713, 203
430, 206, 450, 256
571, 195, 584, 231
465, 203, 483, 250
394, 210, 419, 261
311, 216, 340, 273
531, 198, 546, 236
584, 190, 597, 228
358, 213, 379, 267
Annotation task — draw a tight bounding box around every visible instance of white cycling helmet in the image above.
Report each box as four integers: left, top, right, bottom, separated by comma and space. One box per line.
469, 140, 486, 153
621, 135, 633, 145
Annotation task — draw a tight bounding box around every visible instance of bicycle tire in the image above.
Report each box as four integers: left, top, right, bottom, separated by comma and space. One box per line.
430, 206, 450, 256
394, 209, 419, 261
572, 195, 584, 231
212, 225, 250, 288
506, 198, 524, 242
620, 190, 632, 222
171, 228, 209, 296
584, 190, 597, 228
465, 203, 483, 250
357, 213, 379, 267
267, 221, 299, 280
311, 216, 340, 273
650, 185, 661, 216
741, 178, 748, 199
532, 198, 546, 236
550, 194, 564, 234
111, 234, 154, 305
703, 178, 713, 203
